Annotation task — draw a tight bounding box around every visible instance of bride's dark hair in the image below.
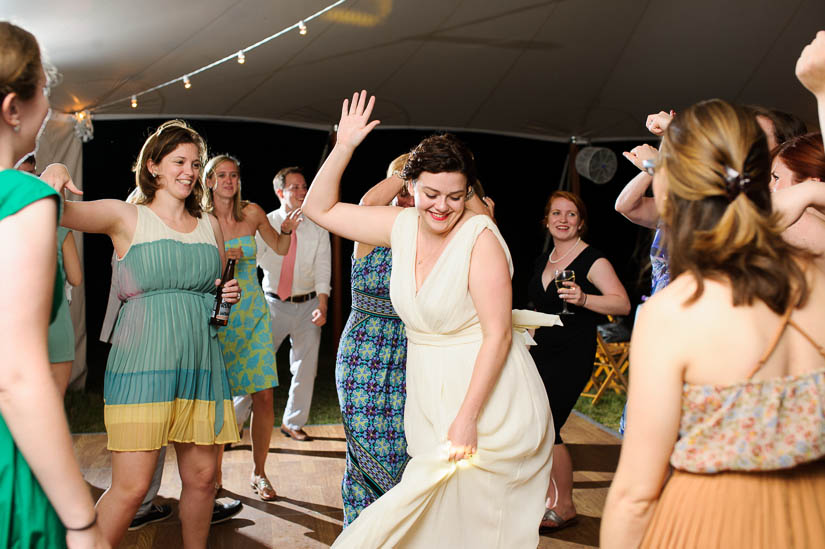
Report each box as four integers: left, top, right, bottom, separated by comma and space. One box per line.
401, 133, 477, 189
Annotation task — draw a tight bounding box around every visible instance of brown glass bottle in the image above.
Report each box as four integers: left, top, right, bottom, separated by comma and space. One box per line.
210, 258, 237, 326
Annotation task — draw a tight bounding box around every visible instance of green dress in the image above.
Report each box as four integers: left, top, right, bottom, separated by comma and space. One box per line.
219, 235, 279, 396
0, 169, 66, 547
47, 226, 75, 363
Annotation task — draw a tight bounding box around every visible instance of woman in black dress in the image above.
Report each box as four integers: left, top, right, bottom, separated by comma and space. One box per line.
528, 191, 630, 530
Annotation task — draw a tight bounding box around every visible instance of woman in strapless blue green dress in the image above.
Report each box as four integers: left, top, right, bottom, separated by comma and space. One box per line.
203, 154, 297, 501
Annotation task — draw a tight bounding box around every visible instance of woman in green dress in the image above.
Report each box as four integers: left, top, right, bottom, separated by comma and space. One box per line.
47, 225, 81, 395
0, 21, 106, 549
203, 154, 296, 500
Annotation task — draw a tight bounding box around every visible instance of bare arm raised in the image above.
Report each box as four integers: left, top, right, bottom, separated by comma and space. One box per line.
356, 173, 407, 258
245, 202, 293, 256
796, 30, 825, 137
302, 91, 401, 245
616, 145, 659, 229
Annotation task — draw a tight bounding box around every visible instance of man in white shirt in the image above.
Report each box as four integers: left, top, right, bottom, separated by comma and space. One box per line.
241, 166, 331, 441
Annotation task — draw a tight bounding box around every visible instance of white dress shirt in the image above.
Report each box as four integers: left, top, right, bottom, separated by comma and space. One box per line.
256, 205, 332, 297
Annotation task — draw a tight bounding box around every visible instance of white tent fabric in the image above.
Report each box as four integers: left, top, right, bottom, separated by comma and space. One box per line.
7, 0, 824, 141
35, 114, 88, 388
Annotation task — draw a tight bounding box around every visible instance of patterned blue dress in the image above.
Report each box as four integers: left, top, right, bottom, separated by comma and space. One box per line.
335, 246, 409, 526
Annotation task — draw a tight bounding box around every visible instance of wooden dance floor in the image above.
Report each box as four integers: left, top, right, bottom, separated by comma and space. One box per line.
74, 412, 620, 548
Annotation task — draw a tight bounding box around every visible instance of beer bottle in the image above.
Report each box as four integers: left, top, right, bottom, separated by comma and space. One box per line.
210, 258, 237, 326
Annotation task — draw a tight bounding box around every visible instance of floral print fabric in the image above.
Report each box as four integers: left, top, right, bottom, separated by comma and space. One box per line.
672, 368, 825, 473
335, 246, 409, 526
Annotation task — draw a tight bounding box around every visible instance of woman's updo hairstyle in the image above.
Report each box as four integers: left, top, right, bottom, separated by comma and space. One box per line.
659, 98, 811, 313
401, 133, 477, 190
133, 120, 208, 218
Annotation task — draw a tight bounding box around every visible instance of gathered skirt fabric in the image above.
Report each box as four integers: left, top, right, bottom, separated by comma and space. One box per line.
641, 460, 825, 548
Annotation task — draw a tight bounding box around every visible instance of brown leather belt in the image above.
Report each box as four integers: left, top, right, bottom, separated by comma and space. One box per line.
266, 291, 317, 303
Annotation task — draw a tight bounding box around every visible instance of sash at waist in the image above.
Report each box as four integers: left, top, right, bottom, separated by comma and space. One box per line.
124, 288, 214, 301
406, 309, 562, 348
351, 289, 399, 319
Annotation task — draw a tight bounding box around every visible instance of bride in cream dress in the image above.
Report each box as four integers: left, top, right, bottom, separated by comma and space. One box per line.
302, 91, 556, 548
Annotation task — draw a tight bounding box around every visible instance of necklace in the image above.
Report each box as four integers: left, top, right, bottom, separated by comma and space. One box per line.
548, 237, 581, 264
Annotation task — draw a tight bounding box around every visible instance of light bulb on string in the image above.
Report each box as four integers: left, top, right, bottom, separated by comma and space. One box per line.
79, 0, 349, 117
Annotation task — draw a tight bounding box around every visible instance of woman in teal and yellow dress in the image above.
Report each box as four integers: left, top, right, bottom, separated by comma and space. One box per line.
203, 154, 297, 500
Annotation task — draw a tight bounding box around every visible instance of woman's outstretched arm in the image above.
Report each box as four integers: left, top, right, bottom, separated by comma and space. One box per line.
302, 91, 400, 246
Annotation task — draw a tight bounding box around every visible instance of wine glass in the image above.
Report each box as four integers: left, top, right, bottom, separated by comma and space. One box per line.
555, 269, 576, 315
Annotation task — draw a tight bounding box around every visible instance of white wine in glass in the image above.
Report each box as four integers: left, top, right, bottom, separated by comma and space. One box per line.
555, 269, 576, 315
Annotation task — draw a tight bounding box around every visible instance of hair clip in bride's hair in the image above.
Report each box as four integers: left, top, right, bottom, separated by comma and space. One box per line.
723, 166, 751, 202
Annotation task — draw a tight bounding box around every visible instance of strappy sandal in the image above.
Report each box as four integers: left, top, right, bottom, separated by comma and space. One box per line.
250, 475, 277, 501
540, 508, 578, 531
539, 477, 577, 531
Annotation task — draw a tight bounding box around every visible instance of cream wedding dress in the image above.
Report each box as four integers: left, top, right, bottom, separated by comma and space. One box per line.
333, 208, 556, 548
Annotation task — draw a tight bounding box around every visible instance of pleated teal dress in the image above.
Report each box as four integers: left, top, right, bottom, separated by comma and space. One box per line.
104, 205, 239, 451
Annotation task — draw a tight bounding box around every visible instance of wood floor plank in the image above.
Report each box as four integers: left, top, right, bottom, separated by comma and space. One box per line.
74, 411, 619, 548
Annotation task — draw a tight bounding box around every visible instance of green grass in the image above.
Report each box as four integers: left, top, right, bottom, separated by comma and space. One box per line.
66, 336, 622, 435
574, 390, 626, 432
66, 336, 342, 434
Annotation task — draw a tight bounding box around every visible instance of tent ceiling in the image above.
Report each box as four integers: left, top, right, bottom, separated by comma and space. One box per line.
8, 0, 824, 140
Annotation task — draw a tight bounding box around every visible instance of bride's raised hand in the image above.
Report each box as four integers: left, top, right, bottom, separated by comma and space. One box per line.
336, 90, 380, 151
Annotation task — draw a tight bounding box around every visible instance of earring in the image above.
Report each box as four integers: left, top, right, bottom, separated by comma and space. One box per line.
12, 123, 20, 133
152, 172, 158, 178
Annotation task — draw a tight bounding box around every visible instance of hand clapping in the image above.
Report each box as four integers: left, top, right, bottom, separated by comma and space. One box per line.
281, 207, 303, 234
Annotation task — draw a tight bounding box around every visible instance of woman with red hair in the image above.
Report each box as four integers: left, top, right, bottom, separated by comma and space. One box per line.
771, 133, 825, 267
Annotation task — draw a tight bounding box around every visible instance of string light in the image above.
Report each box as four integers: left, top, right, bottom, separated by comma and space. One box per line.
73, 0, 348, 122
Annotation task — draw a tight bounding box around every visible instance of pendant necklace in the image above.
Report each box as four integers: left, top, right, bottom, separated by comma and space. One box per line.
548, 237, 581, 264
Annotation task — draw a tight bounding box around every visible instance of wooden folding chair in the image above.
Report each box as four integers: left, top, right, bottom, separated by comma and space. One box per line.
581, 330, 630, 405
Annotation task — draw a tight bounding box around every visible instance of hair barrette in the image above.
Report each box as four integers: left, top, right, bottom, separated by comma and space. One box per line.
723, 166, 751, 202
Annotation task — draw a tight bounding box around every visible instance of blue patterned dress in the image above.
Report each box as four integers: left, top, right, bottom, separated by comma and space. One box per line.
335, 246, 409, 526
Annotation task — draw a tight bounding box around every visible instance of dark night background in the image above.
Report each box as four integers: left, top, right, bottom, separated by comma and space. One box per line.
82, 118, 655, 389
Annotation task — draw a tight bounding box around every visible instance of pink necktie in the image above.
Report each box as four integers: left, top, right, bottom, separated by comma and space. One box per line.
277, 230, 297, 300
